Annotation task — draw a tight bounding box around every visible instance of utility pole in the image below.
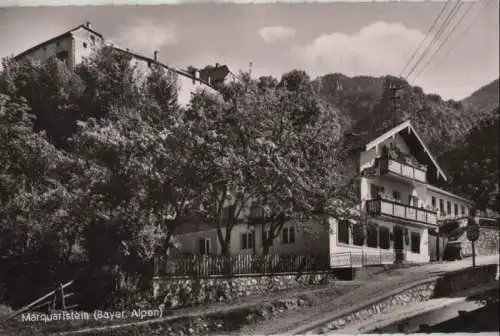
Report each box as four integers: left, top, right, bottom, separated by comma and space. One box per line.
388, 83, 403, 114
336, 80, 344, 109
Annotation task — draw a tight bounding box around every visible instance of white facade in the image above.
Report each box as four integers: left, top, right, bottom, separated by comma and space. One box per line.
330, 121, 474, 267
15, 25, 104, 70
176, 219, 329, 256
13, 23, 205, 107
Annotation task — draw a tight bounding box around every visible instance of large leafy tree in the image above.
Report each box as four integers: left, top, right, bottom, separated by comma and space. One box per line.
186, 71, 357, 256
0, 93, 93, 305
0, 57, 85, 149
0, 47, 204, 308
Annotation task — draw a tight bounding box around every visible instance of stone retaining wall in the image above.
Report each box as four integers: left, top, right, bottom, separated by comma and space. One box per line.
434, 264, 498, 297
72, 265, 497, 335
315, 264, 498, 334
153, 272, 337, 310
315, 282, 437, 333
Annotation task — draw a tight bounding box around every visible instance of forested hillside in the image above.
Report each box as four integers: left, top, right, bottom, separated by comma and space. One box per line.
439, 110, 499, 212
314, 74, 499, 156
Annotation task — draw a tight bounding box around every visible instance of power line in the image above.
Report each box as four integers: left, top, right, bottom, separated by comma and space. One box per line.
404, 0, 464, 80
429, 0, 495, 72
399, 0, 452, 78
411, 0, 478, 84
404, 0, 463, 80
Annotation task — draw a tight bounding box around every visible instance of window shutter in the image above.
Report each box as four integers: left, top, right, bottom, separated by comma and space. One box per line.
198, 238, 205, 254
205, 239, 211, 255
241, 234, 246, 250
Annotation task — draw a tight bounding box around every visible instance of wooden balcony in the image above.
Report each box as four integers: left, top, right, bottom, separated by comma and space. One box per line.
379, 157, 427, 183
366, 198, 438, 226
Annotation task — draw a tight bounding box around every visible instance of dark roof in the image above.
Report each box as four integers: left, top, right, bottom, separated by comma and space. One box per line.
111, 46, 215, 88
14, 23, 104, 61
345, 119, 411, 154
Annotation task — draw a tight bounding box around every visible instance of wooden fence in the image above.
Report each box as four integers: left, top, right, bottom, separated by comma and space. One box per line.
329, 250, 395, 268
154, 250, 397, 277
154, 254, 330, 277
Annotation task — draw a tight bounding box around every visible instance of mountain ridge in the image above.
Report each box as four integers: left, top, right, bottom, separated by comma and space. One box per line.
313, 74, 499, 155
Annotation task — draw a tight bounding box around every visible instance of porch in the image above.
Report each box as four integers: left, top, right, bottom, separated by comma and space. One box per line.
329, 218, 431, 267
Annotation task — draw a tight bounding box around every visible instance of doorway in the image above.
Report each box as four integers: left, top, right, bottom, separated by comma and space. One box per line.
393, 225, 405, 262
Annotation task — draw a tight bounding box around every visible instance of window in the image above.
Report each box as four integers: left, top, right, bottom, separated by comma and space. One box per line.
447, 201, 451, 215
222, 205, 235, 219
56, 50, 69, 65
282, 227, 295, 244
352, 224, 365, 246
370, 185, 385, 199
379, 226, 390, 249
439, 199, 445, 215
461, 205, 465, 215
90, 35, 96, 44
366, 224, 378, 248
338, 220, 350, 244
197, 238, 211, 255
83, 42, 87, 48
392, 190, 401, 202
409, 196, 418, 207
454, 204, 458, 216
410, 232, 421, 253
431, 196, 436, 208
241, 232, 255, 250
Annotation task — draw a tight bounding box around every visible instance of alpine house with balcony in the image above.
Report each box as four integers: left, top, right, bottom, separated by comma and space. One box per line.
329, 120, 474, 267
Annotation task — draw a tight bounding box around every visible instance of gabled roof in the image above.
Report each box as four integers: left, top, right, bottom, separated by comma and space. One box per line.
14, 23, 103, 61
362, 119, 448, 182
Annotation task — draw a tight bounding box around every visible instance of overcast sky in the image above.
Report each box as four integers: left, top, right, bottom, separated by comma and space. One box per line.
0, 1, 498, 105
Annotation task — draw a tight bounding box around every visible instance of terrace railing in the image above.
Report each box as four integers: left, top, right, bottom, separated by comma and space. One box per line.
366, 198, 438, 225
379, 157, 427, 183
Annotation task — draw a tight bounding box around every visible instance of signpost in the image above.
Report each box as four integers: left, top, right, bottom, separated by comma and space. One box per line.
466, 216, 480, 267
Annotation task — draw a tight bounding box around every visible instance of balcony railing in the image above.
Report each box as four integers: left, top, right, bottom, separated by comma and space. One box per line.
379, 157, 427, 183
366, 198, 438, 225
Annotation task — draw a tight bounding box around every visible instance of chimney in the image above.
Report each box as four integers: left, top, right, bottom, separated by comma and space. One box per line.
86, 21, 92, 29
154, 51, 159, 61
